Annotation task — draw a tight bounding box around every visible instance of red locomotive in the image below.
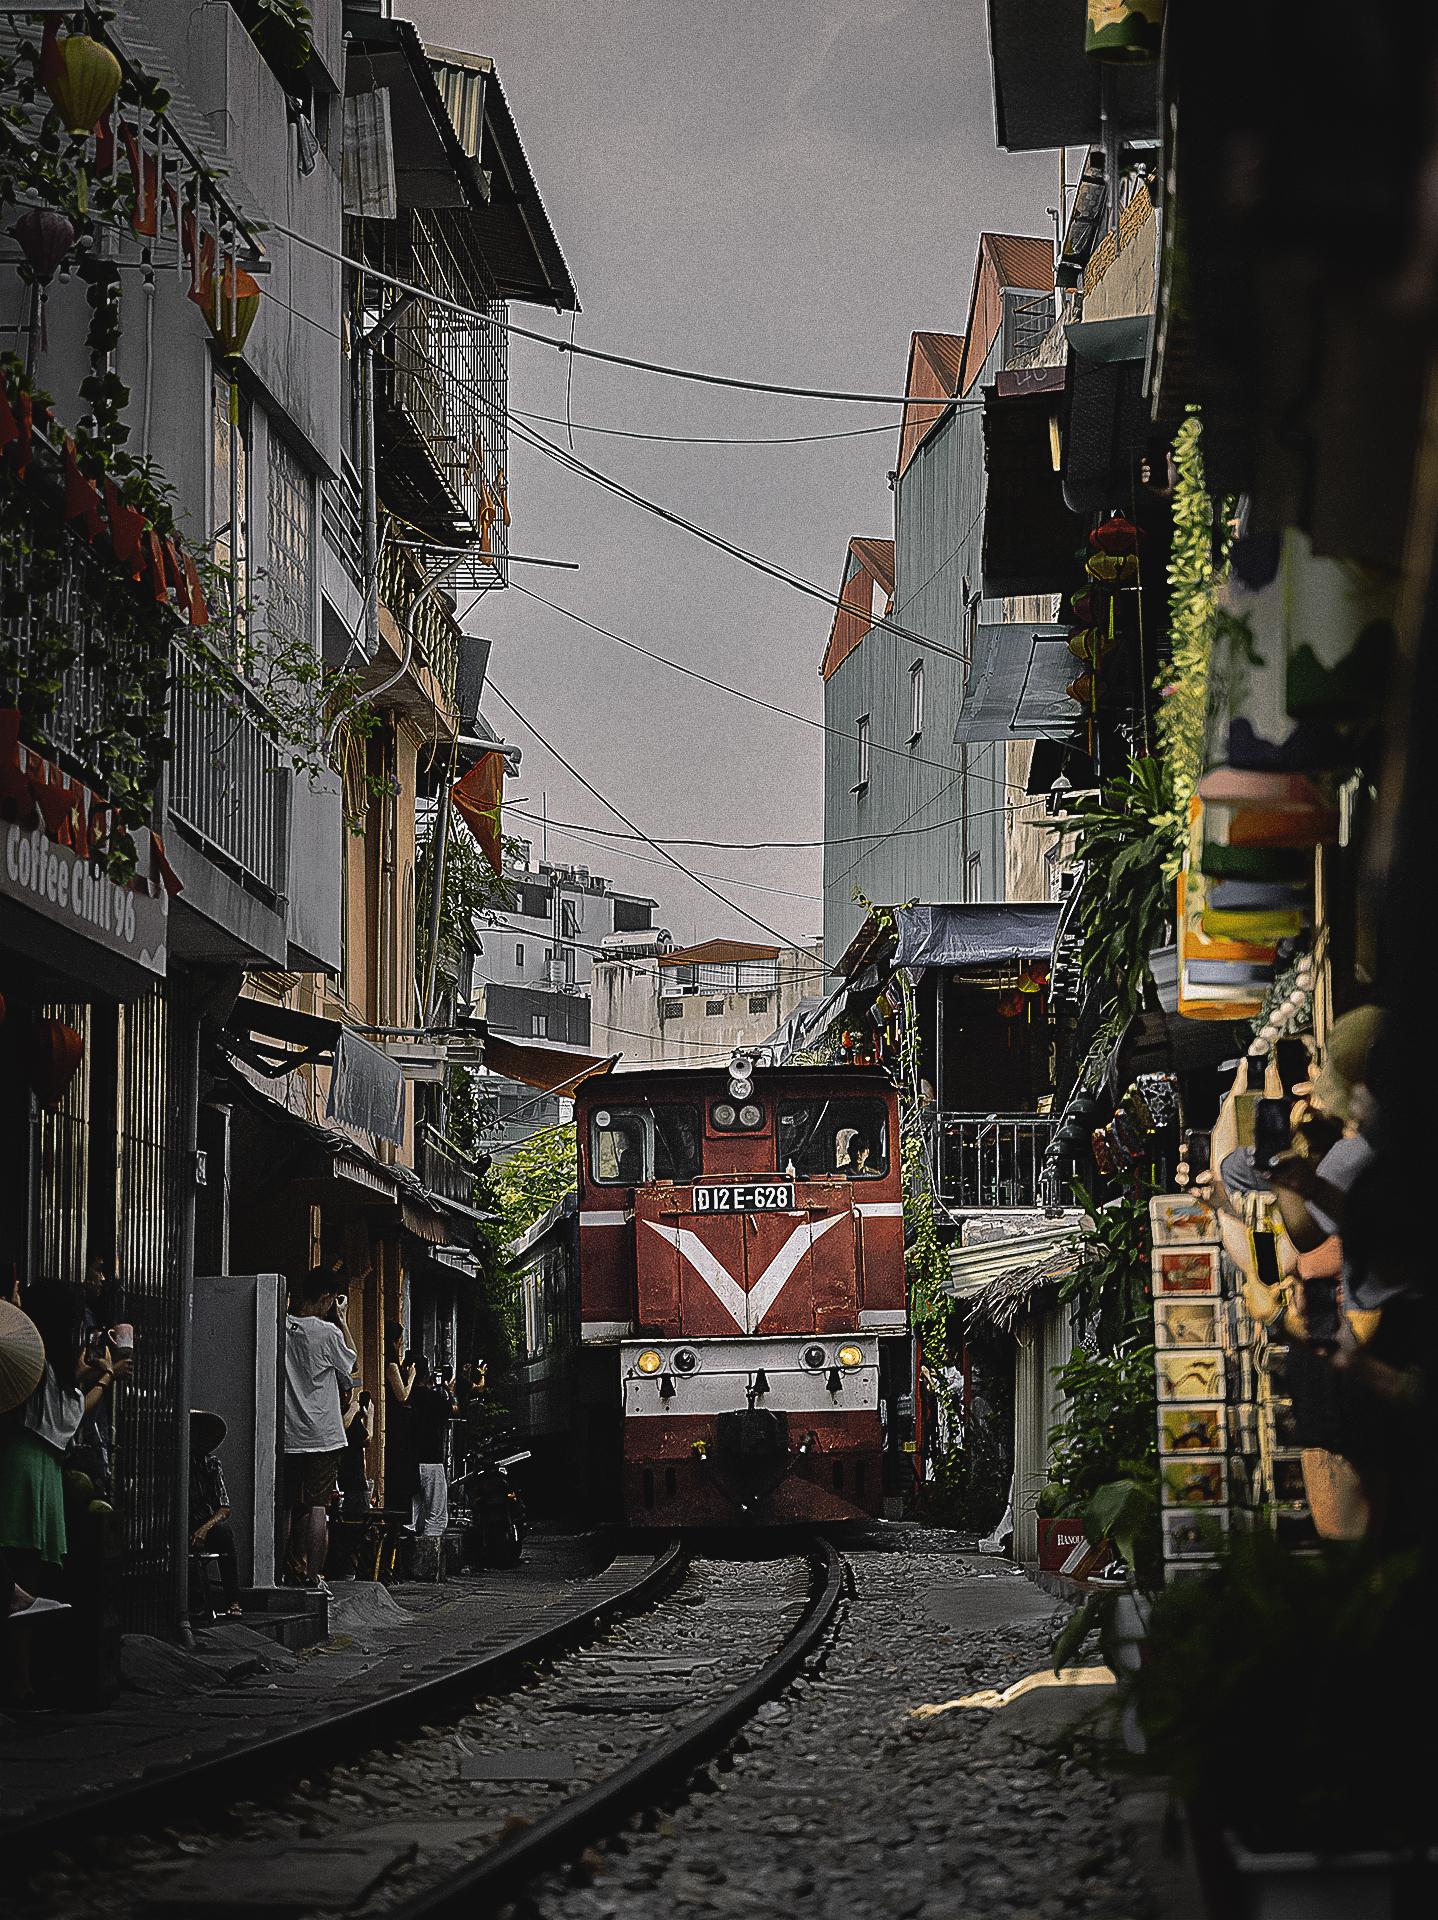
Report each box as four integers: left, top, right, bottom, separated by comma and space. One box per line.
510, 1060, 912, 1526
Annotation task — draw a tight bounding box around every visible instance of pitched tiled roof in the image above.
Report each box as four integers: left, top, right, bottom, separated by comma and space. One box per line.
660, 938, 781, 967
820, 537, 896, 681
897, 331, 967, 479
958, 232, 1056, 395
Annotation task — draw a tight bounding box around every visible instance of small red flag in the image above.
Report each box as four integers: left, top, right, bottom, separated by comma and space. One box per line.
451, 750, 504, 876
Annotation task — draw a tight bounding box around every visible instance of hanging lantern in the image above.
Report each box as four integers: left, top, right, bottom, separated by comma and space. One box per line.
25, 1018, 84, 1112
1085, 1, 1165, 63
1070, 588, 1101, 625
1090, 514, 1142, 555
1085, 550, 1140, 586
1066, 626, 1115, 665
1066, 668, 1098, 707
192, 260, 262, 362
1018, 961, 1049, 995
997, 990, 1025, 1020
38, 23, 123, 137
12, 209, 75, 284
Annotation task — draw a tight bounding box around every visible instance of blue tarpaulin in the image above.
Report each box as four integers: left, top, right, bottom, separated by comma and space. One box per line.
894, 903, 1063, 971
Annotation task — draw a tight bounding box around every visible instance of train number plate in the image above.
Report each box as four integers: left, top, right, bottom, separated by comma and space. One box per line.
691, 1182, 795, 1214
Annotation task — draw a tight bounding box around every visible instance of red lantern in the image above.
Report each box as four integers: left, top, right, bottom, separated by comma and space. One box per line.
12, 208, 75, 284
1091, 515, 1142, 555
25, 1018, 84, 1112
997, 991, 1025, 1019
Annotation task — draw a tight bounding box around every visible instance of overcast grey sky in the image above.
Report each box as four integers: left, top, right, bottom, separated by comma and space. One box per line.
410, 0, 1056, 952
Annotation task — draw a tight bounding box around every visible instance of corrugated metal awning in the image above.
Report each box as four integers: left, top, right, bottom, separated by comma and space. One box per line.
943, 1222, 1082, 1300
953, 624, 1076, 745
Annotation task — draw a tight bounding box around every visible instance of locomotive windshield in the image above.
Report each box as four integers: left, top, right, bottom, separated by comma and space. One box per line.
777, 1097, 889, 1179
590, 1104, 701, 1184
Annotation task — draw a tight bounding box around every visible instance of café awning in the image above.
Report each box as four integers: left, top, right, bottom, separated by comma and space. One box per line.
987, 0, 1159, 152
894, 903, 1063, 971
981, 379, 1080, 598
1062, 314, 1152, 514
226, 998, 407, 1148
482, 1032, 617, 1094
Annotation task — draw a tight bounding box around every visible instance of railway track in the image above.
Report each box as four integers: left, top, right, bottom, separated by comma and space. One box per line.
12, 1540, 846, 1920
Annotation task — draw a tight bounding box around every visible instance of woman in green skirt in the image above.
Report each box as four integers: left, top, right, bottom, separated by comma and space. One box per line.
0, 1282, 128, 1584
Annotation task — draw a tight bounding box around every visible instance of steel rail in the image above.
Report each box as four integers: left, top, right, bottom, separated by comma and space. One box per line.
4, 1538, 688, 1866
388, 1537, 848, 1919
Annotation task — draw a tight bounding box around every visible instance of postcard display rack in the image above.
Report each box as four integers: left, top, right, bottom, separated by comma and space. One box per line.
1150, 1194, 1265, 1578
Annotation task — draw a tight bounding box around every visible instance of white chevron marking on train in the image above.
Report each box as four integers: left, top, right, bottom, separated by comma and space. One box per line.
645, 1214, 845, 1332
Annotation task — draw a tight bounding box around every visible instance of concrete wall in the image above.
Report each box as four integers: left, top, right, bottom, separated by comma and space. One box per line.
822, 333, 1012, 965
591, 946, 819, 1067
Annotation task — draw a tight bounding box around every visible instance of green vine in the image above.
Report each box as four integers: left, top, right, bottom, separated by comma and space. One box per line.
1059, 1177, 1154, 1351
1153, 409, 1215, 850
1, 28, 385, 874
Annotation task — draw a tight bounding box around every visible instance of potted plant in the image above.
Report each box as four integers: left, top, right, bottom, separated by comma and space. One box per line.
1123, 1530, 1433, 1915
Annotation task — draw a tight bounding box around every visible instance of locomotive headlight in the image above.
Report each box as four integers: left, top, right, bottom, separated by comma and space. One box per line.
800, 1343, 827, 1372
738, 1103, 762, 1128
728, 1075, 754, 1102
672, 1347, 700, 1375
636, 1349, 663, 1375
837, 1344, 864, 1370
712, 1102, 737, 1129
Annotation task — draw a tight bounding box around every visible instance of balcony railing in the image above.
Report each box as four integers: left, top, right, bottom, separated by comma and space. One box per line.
936, 1113, 1063, 1210
167, 646, 287, 899
378, 538, 460, 707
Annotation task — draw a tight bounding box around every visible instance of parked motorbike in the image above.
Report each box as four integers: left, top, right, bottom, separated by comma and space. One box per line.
461, 1445, 530, 1568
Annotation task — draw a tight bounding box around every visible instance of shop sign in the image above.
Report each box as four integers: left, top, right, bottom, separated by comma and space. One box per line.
0, 724, 168, 978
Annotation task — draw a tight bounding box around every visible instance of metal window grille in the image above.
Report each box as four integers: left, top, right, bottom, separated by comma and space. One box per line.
113, 990, 181, 1636
266, 430, 314, 656
705, 999, 726, 1016
748, 994, 770, 1015
33, 1002, 93, 1287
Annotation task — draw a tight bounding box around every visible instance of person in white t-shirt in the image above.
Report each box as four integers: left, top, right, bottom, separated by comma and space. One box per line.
282, 1270, 357, 1592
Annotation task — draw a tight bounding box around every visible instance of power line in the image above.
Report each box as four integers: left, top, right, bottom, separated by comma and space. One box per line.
507, 822, 821, 899
506, 793, 1040, 851
509, 407, 904, 447
505, 577, 1021, 784
271, 221, 985, 408
506, 415, 968, 664
486, 683, 808, 948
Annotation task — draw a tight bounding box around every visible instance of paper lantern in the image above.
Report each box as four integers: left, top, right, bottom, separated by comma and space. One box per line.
997, 990, 1025, 1019
1085, 550, 1140, 586
12, 208, 75, 284
1067, 626, 1115, 664
1066, 669, 1098, 707
1090, 514, 1142, 555
1085, 0, 1165, 63
192, 261, 262, 362
39, 26, 122, 137
25, 1017, 84, 1111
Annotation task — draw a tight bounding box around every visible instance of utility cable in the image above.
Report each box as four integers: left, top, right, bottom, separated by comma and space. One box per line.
486, 684, 809, 947
505, 576, 1029, 786
271, 220, 983, 408
505, 791, 1040, 851
506, 414, 968, 664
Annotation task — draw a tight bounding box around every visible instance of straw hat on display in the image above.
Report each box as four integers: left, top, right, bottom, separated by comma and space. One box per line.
0, 1296, 45, 1414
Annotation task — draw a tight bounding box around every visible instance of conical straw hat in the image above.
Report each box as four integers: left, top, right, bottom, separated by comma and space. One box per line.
0, 1297, 45, 1414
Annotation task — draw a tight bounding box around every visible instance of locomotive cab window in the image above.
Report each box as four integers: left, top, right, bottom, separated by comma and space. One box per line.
590, 1104, 701, 1184
777, 1097, 889, 1179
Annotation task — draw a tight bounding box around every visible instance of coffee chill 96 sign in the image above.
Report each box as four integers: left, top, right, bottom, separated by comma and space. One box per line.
0, 716, 169, 988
